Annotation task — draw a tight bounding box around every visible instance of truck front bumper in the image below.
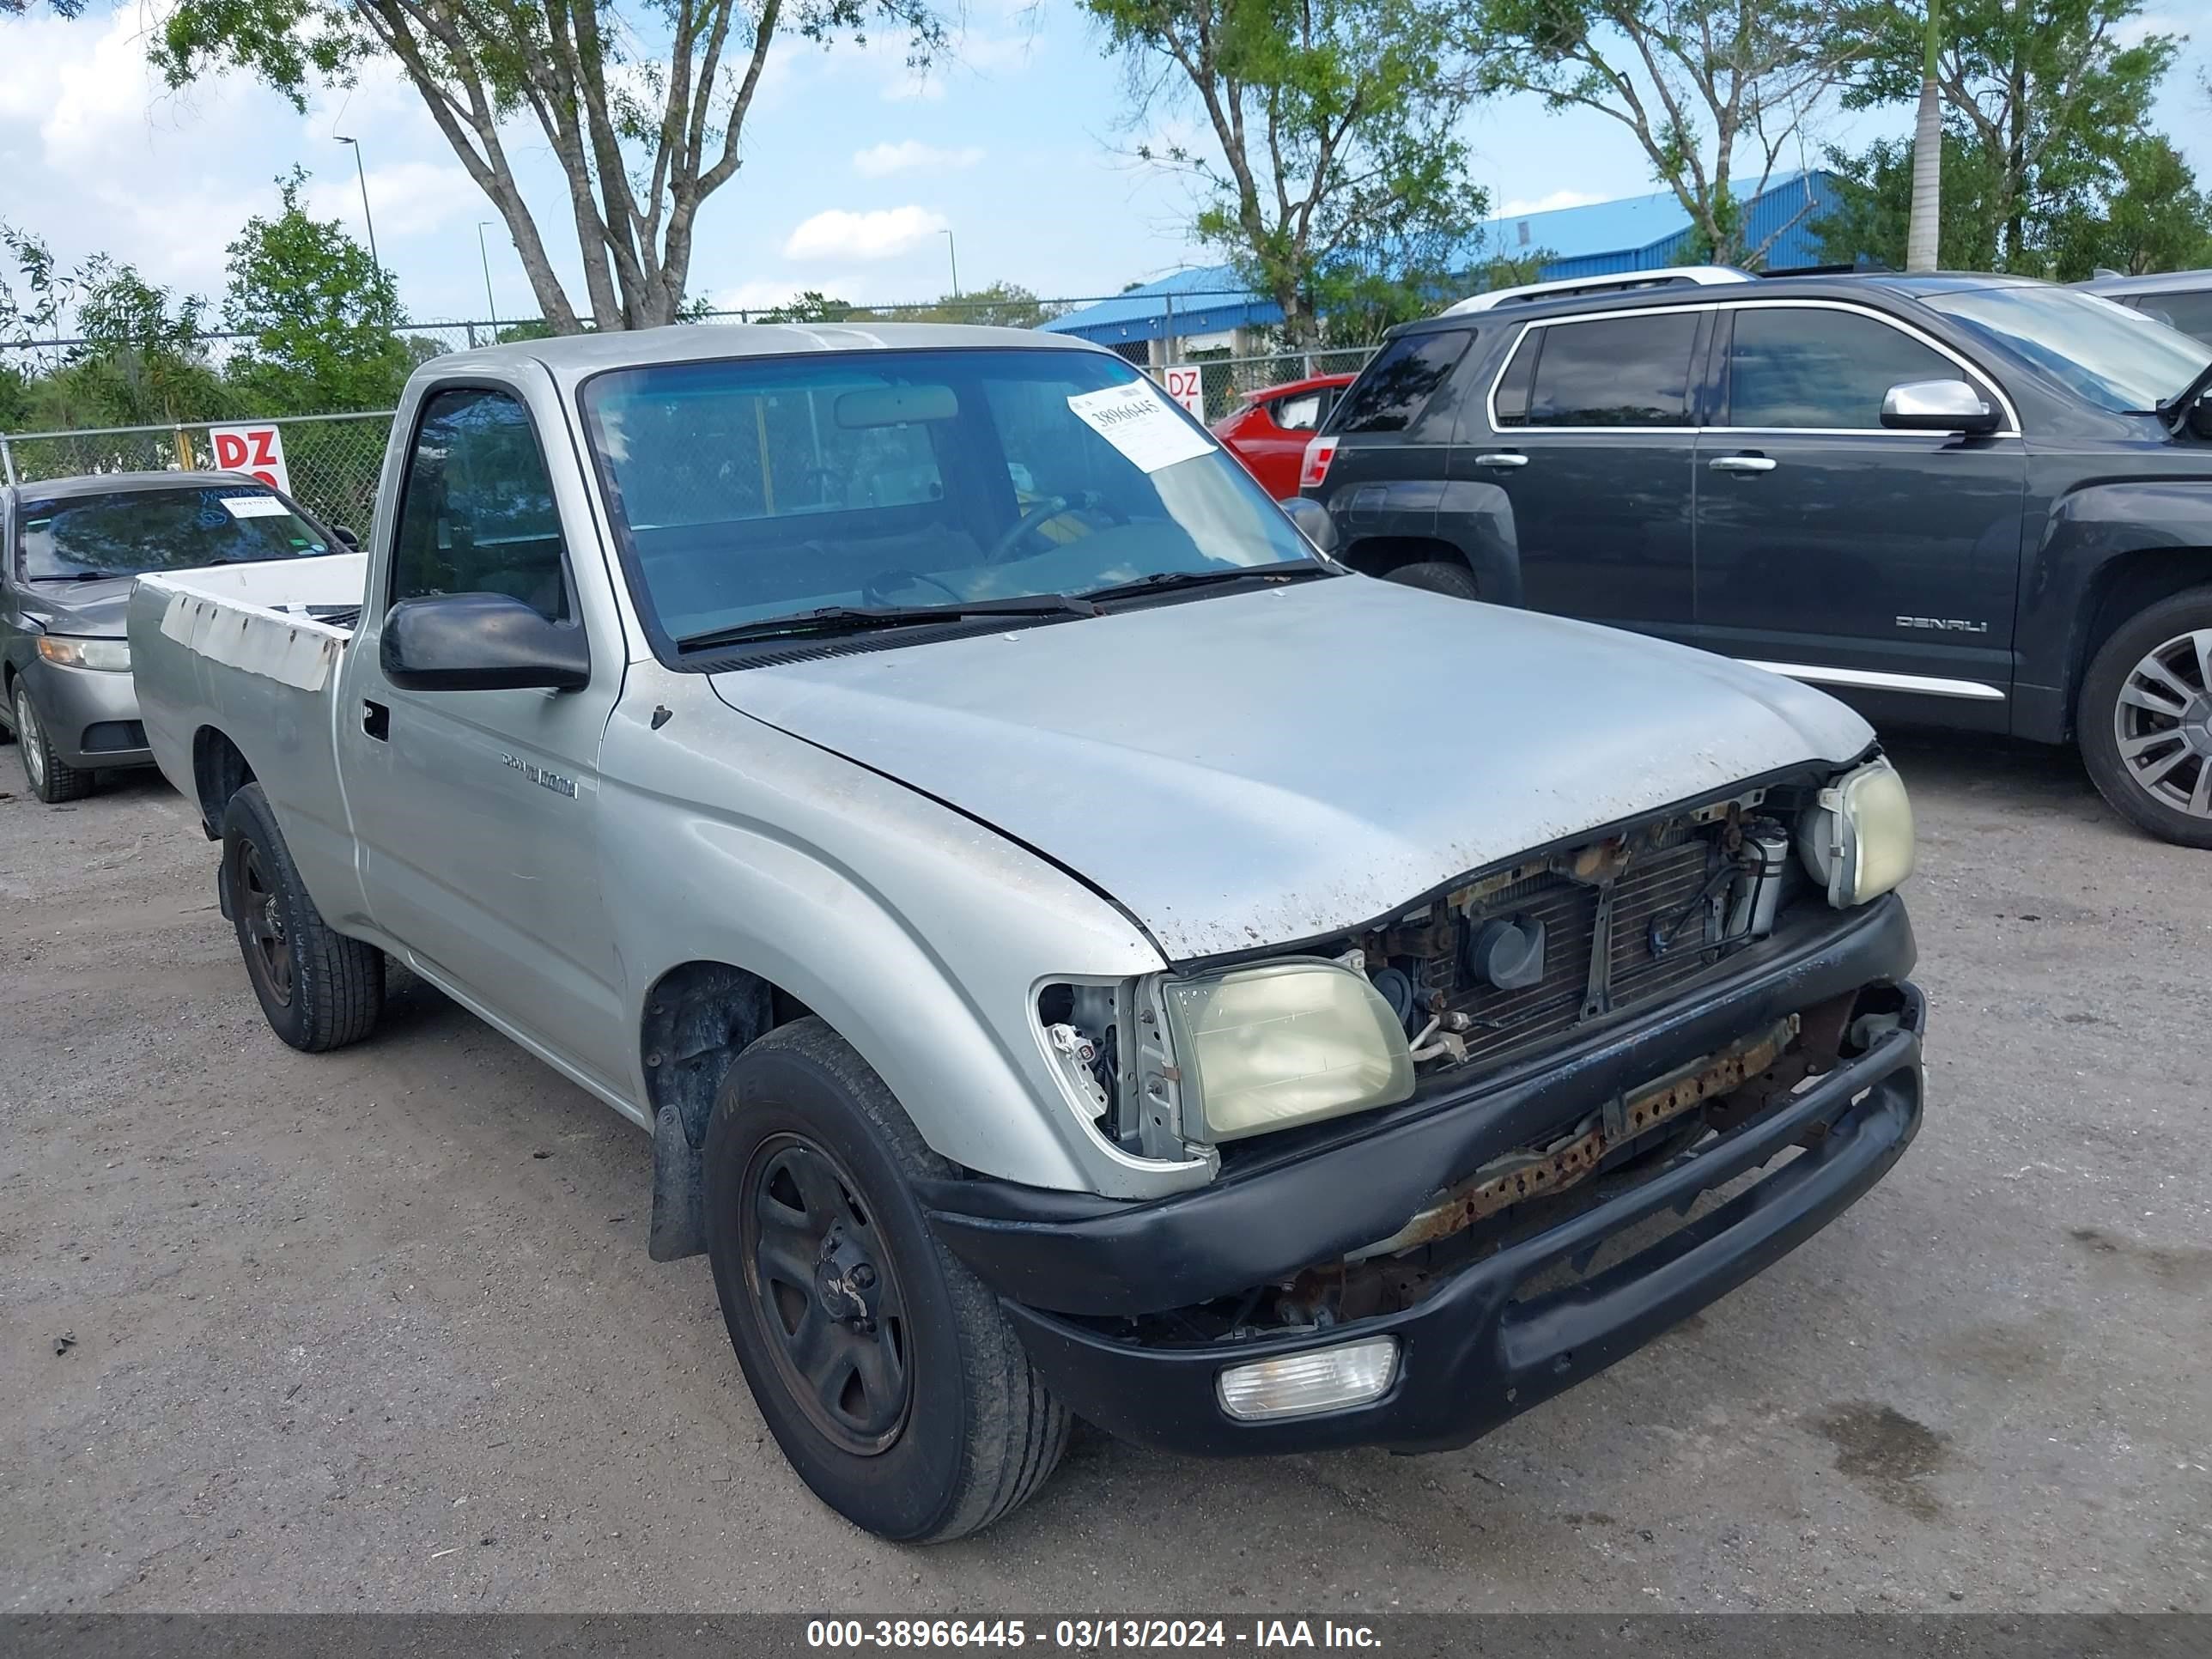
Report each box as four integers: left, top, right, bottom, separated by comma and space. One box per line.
921, 895, 1923, 1457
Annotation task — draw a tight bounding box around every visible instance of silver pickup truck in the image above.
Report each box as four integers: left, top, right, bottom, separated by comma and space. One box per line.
129, 324, 1926, 1541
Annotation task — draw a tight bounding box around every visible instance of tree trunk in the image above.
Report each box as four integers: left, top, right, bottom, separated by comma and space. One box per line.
1906, 76, 1942, 271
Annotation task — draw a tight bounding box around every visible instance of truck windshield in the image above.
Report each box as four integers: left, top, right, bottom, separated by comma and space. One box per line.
1923, 285, 2212, 414
579, 346, 1322, 647
19, 485, 331, 580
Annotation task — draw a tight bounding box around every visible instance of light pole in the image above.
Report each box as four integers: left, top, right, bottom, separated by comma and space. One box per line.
333, 136, 381, 278
940, 228, 959, 301
477, 221, 500, 332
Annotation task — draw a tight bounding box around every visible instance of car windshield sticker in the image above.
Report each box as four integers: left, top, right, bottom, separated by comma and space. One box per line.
220, 495, 290, 519
1066, 381, 1216, 473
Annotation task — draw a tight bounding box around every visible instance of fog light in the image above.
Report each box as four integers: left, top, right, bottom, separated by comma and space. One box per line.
1217, 1336, 1399, 1421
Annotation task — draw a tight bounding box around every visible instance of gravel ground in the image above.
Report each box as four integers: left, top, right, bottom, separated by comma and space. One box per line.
2, 731, 2206, 1614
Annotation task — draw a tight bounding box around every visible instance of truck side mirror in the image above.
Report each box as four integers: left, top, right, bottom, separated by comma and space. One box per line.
330, 524, 361, 551
1881, 379, 2001, 434
381, 592, 590, 692
1280, 495, 1339, 556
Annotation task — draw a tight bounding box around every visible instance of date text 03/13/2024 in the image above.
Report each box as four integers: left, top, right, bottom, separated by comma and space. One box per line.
805, 1620, 1383, 1650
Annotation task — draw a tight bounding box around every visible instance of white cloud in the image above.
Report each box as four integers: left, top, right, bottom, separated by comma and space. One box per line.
1498, 189, 1606, 217
853, 139, 985, 177
783, 205, 949, 261
305, 161, 484, 241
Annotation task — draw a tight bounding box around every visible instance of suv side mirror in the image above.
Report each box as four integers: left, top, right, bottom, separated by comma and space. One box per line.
381, 592, 589, 692
330, 524, 361, 551
1280, 495, 1339, 556
1881, 379, 2001, 434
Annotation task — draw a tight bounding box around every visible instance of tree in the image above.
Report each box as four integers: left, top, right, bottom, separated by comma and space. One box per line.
2051, 136, 2212, 276
896, 282, 1060, 328
1469, 0, 1864, 267
753, 291, 862, 323
1, 0, 86, 14
1905, 0, 1940, 271
1841, 0, 2179, 270
222, 170, 414, 414
1815, 133, 2004, 270
1087, 0, 1488, 343
156, 0, 944, 333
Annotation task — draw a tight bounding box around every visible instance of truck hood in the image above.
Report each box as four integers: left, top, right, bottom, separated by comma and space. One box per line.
17, 575, 133, 637
709, 578, 1874, 961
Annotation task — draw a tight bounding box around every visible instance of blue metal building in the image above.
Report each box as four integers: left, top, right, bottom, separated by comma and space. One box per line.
1040, 168, 1847, 350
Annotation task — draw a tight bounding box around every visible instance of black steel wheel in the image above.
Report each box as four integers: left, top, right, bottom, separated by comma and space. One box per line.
703, 1018, 1069, 1541
219, 782, 386, 1050
742, 1133, 913, 1455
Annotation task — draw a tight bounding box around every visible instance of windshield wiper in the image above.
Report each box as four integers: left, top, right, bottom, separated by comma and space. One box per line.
2156, 356, 2212, 434
28, 570, 130, 583
675, 593, 1102, 652
1079, 560, 1329, 605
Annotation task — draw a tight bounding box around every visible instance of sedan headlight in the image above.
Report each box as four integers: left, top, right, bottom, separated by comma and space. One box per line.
37, 635, 131, 672
1161, 959, 1414, 1143
1796, 757, 1916, 907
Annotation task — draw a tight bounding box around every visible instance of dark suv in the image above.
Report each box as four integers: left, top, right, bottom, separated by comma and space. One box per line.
1303, 271, 2212, 847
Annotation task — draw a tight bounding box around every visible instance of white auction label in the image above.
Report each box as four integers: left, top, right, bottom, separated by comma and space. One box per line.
1066, 381, 1217, 473
219, 494, 290, 518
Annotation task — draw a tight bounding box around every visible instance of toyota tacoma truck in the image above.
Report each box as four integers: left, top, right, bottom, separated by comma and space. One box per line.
128, 324, 1925, 1542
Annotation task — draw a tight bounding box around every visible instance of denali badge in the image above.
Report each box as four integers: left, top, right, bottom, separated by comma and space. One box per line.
1896, 616, 1990, 633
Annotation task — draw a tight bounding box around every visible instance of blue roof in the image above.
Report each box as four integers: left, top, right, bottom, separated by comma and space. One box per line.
1045, 171, 1847, 343
1041, 264, 1280, 345
1461, 170, 1844, 280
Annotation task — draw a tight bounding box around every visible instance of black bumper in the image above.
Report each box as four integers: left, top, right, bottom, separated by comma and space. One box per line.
919, 896, 1923, 1458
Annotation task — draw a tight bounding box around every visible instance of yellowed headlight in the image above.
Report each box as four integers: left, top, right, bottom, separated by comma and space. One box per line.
1797, 757, 1917, 906
37, 635, 131, 672
1162, 959, 1414, 1143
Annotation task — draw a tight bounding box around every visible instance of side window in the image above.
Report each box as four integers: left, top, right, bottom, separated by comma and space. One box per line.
1330, 332, 1470, 434
1726, 307, 1963, 429
2137, 290, 2212, 346
1272, 391, 1323, 431
391, 387, 571, 622
1524, 313, 1700, 427
1492, 332, 1539, 426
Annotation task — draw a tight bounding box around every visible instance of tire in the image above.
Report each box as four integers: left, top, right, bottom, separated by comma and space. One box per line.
219, 782, 386, 1049
1384, 560, 1481, 600
703, 1018, 1069, 1542
15, 680, 93, 804
2078, 586, 2212, 849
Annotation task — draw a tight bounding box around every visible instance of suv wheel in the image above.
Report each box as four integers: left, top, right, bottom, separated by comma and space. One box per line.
703, 1018, 1069, 1541
2079, 587, 2212, 848
1383, 561, 1480, 600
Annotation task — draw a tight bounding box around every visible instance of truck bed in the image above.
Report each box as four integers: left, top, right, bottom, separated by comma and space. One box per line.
128, 554, 372, 909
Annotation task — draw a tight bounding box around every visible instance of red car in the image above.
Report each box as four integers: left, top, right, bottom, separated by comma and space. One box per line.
1210, 373, 1357, 498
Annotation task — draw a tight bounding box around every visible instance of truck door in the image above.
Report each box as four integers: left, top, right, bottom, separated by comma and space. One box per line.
338, 381, 633, 1095
1692, 301, 2027, 724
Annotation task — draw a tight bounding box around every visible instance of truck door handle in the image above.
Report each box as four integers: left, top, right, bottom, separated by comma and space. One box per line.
1709, 454, 1778, 474
362, 700, 389, 742
1474, 452, 1528, 469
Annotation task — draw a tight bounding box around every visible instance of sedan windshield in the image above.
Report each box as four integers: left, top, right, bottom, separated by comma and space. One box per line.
19, 484, 331, 580
1923, 285, 2212, 414
579, 346, 1322, 647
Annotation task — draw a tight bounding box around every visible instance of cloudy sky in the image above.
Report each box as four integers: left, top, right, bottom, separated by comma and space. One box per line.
3, 0, 2206, 329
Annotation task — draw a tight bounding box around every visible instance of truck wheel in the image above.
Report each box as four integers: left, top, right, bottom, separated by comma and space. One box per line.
702, 1018, 1069, 1542
15, 681, 94, 804
2079, 589, 2212, 849
1384, 561, 1481, 600
220, 782, 385, 1050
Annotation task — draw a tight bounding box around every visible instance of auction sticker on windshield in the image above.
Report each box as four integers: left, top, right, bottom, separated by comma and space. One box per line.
1067, 381, 1216, 472
219, 495, 290, 518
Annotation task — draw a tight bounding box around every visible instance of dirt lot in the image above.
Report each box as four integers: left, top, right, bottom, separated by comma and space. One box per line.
2, 731, 2207, 1614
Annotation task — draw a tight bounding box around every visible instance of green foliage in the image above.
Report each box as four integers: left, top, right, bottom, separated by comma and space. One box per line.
753, 291, 861, 324
1, 0, 88, 13
1816, 135, 2006, 271
1088, 0, 1486, 343
222, 169, 413, 414
1469, 0, 1862, 267
1836, 0, 2198, 275
895, 283, 1063, 328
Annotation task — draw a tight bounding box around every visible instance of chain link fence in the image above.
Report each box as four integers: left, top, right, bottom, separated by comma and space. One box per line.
0, 343, 1381, 536
1, 410, 394, 535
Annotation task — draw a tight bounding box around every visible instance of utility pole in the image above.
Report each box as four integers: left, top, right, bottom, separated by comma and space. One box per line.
1905, 0, 1942, 273
334, 136, 382, 278
941, 228, 960, 301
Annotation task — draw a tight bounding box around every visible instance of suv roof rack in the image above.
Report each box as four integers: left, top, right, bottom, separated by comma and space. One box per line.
1443, 265, 1756, 315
